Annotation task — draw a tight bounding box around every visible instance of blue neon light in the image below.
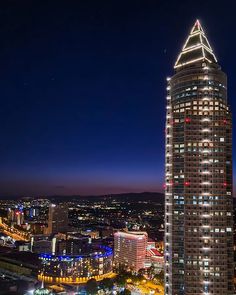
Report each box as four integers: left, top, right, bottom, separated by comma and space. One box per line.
39, 245, 113, 260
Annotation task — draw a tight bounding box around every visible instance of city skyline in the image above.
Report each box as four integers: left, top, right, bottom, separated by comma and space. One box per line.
1, 1, 236, 196
1, 3, 236, 295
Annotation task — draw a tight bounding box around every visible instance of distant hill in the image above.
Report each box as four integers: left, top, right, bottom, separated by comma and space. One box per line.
0, 191, 164, 203
47, 191, 165, 203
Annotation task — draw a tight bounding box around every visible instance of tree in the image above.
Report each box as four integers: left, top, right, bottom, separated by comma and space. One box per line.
136, 273, 145, 282
115, 274, 126, 287
147, 265, 155, 278
130, 274, 139, 284
119, 289, 131, 295
86, 278, 98, 294
138, 268, 146, 276
115, 263, 128, 274
154, 270, 164, 285
100, 278, 113, 290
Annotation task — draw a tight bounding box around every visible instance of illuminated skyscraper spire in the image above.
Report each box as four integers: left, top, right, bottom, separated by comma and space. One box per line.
165, 20, 234, 295
174, 19, 217, 69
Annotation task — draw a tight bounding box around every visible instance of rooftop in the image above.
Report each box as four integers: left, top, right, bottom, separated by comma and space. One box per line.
174, 20, 217, 69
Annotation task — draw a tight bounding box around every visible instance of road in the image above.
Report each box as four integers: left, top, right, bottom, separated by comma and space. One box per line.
0, 221, 29, 241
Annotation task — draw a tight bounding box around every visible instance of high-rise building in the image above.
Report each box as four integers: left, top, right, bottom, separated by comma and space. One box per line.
8, 208, 24, 226
114, 231, 147, 272
46, 203, 68, 235
165, 20, 234, 294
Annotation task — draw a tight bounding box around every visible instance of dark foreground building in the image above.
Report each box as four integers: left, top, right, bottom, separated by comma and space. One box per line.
164, 20, 234, 294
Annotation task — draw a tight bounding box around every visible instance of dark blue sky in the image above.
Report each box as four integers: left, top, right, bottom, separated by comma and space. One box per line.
0, 0, 235, 196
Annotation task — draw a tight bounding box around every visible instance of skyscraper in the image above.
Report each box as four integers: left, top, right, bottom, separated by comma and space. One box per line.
46, 203, 68, 235
114, 231, 148, 272
165, 20, 234, 295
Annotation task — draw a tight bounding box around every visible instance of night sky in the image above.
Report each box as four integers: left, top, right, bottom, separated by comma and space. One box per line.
0, 0, 236, 196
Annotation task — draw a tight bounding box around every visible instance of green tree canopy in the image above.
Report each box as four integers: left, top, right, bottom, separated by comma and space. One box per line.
100, 277, 113, 290
86, 278, 98, 294
115, 274, 126, 287
119, 289, 131, 295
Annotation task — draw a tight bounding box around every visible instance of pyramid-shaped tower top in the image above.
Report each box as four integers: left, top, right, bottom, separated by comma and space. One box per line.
174, 20, 217, 69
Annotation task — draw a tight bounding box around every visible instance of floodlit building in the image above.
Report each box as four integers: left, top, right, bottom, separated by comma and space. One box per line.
165, 20, 234, 294
38, 244, 113, 284
145, 248, 164, 272
8, 208, 24, 226
114, 231, 148, 272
